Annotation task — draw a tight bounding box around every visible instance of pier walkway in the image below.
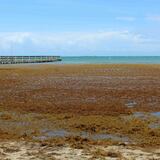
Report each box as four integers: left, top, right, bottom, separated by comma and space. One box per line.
0, 56, 61, 64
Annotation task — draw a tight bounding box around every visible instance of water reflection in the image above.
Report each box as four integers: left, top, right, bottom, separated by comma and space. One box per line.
33, 129, 130, 143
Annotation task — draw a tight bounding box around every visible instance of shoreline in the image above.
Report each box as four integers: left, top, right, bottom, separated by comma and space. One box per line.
0, 64, 160, 159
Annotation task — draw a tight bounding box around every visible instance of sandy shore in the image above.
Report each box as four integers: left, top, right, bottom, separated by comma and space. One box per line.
0, 141, 160, 160
0, 64, 160, 159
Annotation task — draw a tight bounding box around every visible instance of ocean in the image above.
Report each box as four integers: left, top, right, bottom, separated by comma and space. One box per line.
57, 56, 160, 64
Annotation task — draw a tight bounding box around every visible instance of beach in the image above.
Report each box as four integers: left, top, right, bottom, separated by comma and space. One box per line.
0, 64, 160, 159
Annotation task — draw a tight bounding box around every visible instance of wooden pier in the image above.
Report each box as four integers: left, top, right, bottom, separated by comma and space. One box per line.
0, 56, 62, 64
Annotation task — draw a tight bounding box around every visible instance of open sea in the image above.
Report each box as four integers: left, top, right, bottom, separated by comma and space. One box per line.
57, 56, 160, 64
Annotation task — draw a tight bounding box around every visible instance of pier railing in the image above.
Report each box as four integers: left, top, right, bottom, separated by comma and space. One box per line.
0, 56, 62, 64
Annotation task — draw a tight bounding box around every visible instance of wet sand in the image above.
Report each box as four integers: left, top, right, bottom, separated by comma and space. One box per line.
0, 64, 160, 159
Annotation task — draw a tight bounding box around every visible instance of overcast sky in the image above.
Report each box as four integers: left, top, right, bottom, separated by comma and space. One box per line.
0, 0, 160, 56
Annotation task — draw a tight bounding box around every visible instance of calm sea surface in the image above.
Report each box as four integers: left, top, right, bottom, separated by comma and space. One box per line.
56, 56, 160, 64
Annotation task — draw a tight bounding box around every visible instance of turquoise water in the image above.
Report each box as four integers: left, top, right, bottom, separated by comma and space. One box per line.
57, 56, 160, 64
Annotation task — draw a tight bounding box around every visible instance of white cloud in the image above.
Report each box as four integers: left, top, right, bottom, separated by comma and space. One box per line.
0, 31, 156, 55
116, 16, 136, 21
0, 31, 147, 47
146, 15, 160, 21
0, 32, 31, 49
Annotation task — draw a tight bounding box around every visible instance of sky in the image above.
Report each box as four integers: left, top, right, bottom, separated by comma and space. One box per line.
0, 0, 160, 56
